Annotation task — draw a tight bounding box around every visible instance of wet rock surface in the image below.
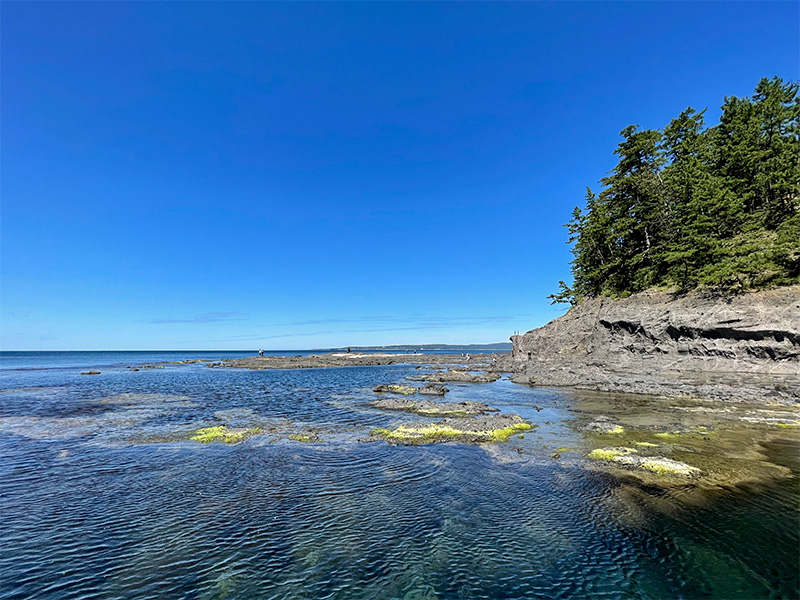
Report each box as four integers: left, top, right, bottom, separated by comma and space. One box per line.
567, 390, 800, 488
218, 353, 512, 372
511, 286, 800, 403
370, 397, 497, 417
418, 383, 449, 396
373, 384, 418, 395
419, 370, 501, 383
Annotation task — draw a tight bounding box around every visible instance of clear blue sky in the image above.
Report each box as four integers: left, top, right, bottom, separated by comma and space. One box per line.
2, 2, 797, 350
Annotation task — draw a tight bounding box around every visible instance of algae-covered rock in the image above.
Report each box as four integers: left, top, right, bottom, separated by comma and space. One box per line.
81, 370, 101, 375
370, 413, 533, 445
189, 425, 262, 444
289, 432, 320, 443
373, 384, 418, 395
639, 457, 702, 476
370, 397, 496, 417
587, 447, 638, 461
587, 446, 701, 477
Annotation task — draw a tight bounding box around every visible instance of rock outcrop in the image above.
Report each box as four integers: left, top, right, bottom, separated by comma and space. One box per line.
511, 286, 800, 403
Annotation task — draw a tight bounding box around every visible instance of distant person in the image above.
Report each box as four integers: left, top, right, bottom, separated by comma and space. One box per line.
258, 349, 264, 357
347, 347, 351, 353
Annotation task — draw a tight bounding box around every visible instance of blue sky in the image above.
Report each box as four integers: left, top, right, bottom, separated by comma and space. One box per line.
2, 2, 797, 350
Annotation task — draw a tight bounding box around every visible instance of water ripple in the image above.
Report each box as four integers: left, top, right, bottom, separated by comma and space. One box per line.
1, 363, 798, 599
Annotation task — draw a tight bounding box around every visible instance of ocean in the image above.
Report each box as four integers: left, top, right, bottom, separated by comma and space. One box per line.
1, 351, 797, 599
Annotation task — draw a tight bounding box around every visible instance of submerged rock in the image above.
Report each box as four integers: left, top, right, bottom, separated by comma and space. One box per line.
583, 416, 625, 434
370, 413, 532, 445
421, 370, 501, 384
370, 397, 496, 417
189, 425, 262, 444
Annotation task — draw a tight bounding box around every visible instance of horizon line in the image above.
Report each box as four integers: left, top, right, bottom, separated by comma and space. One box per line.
0, 342, 514, 353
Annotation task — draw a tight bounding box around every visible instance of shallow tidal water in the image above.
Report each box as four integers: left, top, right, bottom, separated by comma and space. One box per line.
1, 352, 798, 600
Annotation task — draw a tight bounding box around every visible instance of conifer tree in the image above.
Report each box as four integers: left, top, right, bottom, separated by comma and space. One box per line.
551, 77, 800, 305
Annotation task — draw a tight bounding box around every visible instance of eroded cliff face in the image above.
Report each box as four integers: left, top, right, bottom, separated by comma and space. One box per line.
510, 286, 800, 402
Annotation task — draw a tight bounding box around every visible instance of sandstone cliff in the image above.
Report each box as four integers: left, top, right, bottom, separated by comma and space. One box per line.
510, 286, 800, 403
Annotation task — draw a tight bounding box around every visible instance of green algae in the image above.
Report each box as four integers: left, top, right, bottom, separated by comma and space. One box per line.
639, 458, 702, 476
551, 447, 574, 459
189, 426, 262, 444
371, 420, 533, 445
634, 441, 659, 447
490, 423, 534, 442
288, 433, 318, 442
588, 447, 638, 460
605, 425, 625, 434
587, 446, 702, 477
374, 385, 418, 395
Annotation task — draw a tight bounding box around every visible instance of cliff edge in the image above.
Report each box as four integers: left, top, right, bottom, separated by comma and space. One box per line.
510, 286, 800, 403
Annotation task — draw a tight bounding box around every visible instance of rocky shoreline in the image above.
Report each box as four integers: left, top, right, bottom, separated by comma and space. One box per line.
215, 352, 511, 371
179, 287, 800, 405
510, 286, 800, 404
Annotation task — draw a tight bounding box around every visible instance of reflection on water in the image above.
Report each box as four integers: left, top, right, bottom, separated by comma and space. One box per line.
0, 357, 798, 599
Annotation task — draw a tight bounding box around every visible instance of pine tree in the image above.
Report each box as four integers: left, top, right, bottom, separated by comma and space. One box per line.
551, 77, 800, 305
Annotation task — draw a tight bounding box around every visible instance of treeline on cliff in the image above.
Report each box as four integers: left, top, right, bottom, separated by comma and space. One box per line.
551, 77, 800, 305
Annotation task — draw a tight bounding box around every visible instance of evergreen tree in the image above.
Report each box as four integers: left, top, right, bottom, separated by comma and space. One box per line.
551, 77, 800, 305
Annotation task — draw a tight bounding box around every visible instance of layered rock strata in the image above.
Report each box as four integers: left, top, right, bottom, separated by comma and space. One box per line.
511, 286, 800, 403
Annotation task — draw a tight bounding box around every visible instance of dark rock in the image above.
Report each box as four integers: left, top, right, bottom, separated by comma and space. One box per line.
510, 287, 800, 403
421, 370, 501, 384
373, 384, 417, 395
418, 383, 449, 396
370, 397, 496, 417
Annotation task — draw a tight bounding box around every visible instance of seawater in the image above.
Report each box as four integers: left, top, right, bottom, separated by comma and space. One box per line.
1, 352, 798, 599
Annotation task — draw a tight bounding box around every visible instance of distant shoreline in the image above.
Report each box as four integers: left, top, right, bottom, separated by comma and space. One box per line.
213, 352, 512, 371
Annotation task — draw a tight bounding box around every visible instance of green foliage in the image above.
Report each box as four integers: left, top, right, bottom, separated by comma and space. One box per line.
553, 77, 800, 303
